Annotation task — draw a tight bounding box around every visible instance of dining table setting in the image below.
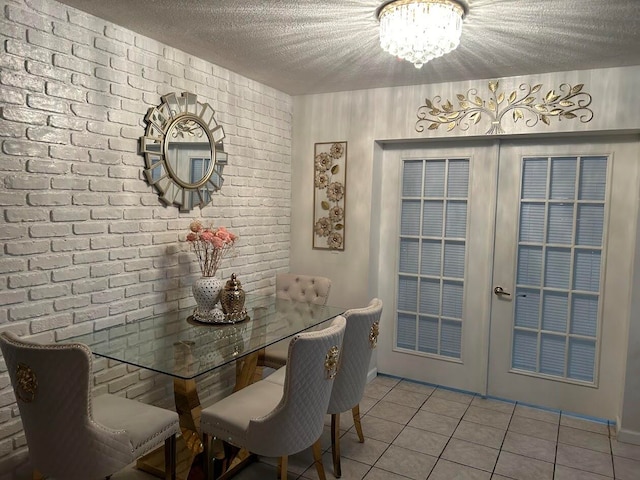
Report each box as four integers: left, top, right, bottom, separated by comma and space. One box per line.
62, 293, 345, 480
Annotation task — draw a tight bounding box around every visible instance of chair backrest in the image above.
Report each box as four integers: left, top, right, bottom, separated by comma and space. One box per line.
327, 298, 383, 414
0, 332, 130, 480
246, 316, 346, 457
275, 273, 332, 305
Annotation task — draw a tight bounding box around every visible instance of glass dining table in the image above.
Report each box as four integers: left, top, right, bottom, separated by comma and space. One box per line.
63, 293, 345, 480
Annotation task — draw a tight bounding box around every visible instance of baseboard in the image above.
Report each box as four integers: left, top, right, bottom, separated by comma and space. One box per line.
618, 427, 640, 446
366, 366, 378, 383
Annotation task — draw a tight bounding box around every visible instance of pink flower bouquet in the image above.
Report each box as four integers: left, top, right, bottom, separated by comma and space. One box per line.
186, 220, 237, 277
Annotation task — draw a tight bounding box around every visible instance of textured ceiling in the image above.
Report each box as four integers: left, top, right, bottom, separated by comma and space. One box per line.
56, 0, 640, 95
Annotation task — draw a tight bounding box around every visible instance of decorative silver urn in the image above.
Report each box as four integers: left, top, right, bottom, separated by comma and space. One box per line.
220, 273, 246, 320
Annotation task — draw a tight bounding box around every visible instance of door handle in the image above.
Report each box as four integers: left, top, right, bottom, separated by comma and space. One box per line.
494, 286, 511, 296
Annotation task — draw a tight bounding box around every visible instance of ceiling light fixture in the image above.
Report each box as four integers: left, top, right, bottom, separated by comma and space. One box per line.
378, 0, 465, 69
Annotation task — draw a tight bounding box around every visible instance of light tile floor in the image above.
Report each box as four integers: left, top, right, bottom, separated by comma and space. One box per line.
15, 375, 640, 480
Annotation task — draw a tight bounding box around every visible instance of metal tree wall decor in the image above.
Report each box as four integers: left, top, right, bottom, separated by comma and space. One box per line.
416, 81, 594, 135
313, 142, 347, 251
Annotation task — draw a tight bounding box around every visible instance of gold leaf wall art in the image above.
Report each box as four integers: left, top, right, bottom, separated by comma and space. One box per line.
313, 142, 347, 251
416, 81, 593, 135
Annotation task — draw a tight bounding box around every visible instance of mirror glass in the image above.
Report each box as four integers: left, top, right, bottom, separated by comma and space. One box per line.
165, 117, 213, 188
140, 92, 228, 211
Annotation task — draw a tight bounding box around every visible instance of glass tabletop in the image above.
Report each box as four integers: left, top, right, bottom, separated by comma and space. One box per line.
63, 294, 345, 380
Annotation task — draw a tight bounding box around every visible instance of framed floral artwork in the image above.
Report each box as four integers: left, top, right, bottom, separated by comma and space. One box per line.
313, 141, 347, 251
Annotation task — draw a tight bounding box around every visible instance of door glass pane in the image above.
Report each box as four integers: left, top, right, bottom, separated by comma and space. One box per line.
418, 316, 438, 353
419, 278, 440, 316
540, 334, 565, 376
517, 246, 542, 286
443, 241, 465, 278
512, 156, 607, 384
544, 247, 571, 289
441, 320, 462, 358
573, 249, 601, 292
397, 276, 418, 311
401, 200, 421, 235
547, 204, 574, 244
570, 294, 598, 337
421, 240, 441, 276
424, 160, 445, 196
522, 158, 548, 199
403, 161, 423, 196
447, 160, 469, 197
568, 338, 596, 382
579, 157, 607, 201
399, 238, 419, 274
445, 201, 467, 238
397, 313, 417, 350
513, 330, 538, 371
442, 281, 463, 318
396, 158, 469, 359
541, 291, 568, 332
520, 203, 545, 243
514, 288, 540, 329
422, 201, 443, 236
576, 204, 604, 246
550, 157, 576, 199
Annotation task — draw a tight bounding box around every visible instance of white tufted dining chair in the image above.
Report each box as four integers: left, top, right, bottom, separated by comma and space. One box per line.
266, 298, 383, 477
0, 332, 180, 480
201, 316, 346, 480
261, 273, 332, 370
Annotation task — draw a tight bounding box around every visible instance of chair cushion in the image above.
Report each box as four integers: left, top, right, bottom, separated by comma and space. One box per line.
93, 394, 180, 457
200, 379, 283, 447
275, 274, 331, 304
262, 341, 289, 369
264, 366, 286, 386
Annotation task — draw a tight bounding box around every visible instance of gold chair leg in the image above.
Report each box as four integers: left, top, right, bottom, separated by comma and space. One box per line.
312, 439, 327, 480
277, 455, 288, 480
164, 434, 177, 480
33, 472, 44, 480
352, 404, 364, 443
331, 413, 341, 478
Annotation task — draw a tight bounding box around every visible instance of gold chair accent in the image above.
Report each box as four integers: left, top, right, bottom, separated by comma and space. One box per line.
369, 321, 380, 349
16, 363, 38, 403
325, 346, 340, 379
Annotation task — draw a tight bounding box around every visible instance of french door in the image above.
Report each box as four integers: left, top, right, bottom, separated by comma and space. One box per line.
376, 136, 639, 418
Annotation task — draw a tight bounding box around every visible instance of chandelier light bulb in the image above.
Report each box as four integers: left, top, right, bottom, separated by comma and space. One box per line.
378, 0, 465, 69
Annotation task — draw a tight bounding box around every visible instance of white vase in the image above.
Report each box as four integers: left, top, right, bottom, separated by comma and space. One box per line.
192, 276, 223, 318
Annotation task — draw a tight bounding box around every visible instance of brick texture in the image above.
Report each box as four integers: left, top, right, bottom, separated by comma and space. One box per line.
0, 0, 292, 470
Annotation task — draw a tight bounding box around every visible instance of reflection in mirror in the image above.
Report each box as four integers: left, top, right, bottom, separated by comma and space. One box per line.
166, 117, 212, 187
140, 92, 228, 211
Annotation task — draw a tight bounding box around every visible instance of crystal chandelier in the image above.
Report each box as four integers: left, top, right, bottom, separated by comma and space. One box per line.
378, 0, 465, 69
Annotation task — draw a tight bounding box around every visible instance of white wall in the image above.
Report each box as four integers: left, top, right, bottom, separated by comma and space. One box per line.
0, 0, 293, 471
291, 66, 640, 440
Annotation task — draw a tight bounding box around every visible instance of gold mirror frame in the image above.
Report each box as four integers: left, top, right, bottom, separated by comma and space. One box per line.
140, 92, 228, 211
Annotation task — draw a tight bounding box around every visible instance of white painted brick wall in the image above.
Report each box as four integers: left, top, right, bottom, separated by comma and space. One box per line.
0, 0, 292, 472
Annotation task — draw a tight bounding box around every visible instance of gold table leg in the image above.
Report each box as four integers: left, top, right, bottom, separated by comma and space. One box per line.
138, 315, 265, 480
208, 350, 261, 479
136, 377, 204, 480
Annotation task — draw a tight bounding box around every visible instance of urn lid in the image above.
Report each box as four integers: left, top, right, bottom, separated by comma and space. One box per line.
224, 273, 242, 291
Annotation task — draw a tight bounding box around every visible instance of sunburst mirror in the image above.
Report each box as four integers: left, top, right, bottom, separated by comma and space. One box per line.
140, 92, 228, 211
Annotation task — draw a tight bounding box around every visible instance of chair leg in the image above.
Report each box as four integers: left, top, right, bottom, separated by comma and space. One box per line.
203, 433, 211, 480
277, 456, 288, 480
33, 471, 44, 480
331, 413, 341, 478
352, 404, 365, 443
164, 434, 176, 480
312, 439, 327, 480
